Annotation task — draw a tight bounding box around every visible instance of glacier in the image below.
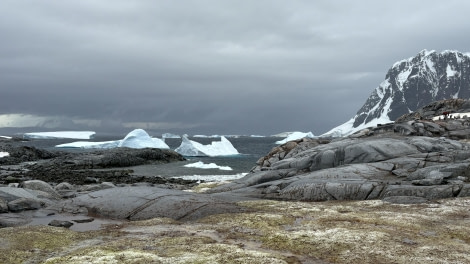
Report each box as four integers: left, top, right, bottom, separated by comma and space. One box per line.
184, 161, 232, 171
23, 131, 96, 140
275, 131, 315, 144
175, 135, 240, 157
56, 129, 169, 149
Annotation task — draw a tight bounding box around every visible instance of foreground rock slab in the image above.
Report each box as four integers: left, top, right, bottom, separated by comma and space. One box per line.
56, 186, 247, 221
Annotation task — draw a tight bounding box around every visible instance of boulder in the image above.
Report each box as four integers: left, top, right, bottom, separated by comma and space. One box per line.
8, 198, 42, 212
20, 180, 60, 198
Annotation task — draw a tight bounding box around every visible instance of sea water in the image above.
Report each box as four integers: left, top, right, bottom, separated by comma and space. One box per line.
19, 135, 278, 182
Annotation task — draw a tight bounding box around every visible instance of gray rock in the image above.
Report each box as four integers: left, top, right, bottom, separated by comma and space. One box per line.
8, 198, 42, 212
0, 213, 31, 227
20, 180, 60, 198
55, 182, 74, 191
48, 219, 74, 228
59, 186, 246, 221
210, 135, 470, 203
0, 198, 8, 213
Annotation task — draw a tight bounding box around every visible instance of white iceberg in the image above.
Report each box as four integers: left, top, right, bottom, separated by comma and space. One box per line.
118, 129, 169, 149
275, 131, 315, 144
175, 135, 239, 157
23, 131, 96, 139
0, 152, 9, 158
56, 129, 169, 149
0, 135, 12, 140
184, 161, 232, 171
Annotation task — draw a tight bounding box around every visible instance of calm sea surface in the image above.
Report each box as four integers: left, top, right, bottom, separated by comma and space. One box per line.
19, 135, 279, 181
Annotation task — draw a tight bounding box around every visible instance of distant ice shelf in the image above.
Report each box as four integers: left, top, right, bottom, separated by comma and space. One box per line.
23, 131, 96, 140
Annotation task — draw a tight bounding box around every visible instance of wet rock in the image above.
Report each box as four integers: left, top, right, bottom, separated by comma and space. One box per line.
0, 213, 31, 227
48, 219, 74, 228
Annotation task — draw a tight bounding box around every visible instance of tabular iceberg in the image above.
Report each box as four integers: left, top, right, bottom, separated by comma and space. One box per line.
275, 131, 315, 144
175, 135, 239, 157
56, 129, 169, 149
23, 131, 96, 139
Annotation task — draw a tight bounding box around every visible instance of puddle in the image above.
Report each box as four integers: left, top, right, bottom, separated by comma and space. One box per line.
26, 212, 125, 232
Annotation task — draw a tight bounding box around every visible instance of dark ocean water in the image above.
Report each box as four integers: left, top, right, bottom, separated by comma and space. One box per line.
18, 135, 279, 181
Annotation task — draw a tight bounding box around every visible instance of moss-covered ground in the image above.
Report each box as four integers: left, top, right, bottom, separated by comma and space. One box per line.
1, 197, 469, 263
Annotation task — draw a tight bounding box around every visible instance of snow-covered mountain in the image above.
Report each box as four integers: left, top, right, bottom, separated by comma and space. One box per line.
323, 49, 470, 137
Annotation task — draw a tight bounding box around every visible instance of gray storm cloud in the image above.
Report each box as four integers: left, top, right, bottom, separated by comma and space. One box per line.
1, 0, 470, 135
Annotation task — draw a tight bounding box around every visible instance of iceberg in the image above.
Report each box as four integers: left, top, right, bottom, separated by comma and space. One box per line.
23, 131, 96, 139
184, 161, 232, 171
0, 135, 12, 140
118, 129, 169, 149
275, 131, 315, 144
175, 135, 239, 157
0, 152, 9, 158
56, 129, 169, 149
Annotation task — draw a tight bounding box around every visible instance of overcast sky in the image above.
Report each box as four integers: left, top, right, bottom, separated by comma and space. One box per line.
1, 0, 470, 136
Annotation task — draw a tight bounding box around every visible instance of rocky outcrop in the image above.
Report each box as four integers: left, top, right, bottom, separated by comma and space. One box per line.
209, 136, 470, 202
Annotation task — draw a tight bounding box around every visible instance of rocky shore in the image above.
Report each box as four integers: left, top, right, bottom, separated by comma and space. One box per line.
1, 99, 470, 263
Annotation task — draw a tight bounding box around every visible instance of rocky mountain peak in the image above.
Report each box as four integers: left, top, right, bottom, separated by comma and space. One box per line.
323, 50, 470, 137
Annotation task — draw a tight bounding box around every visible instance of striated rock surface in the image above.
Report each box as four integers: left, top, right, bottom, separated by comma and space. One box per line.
209, 135, 470, 202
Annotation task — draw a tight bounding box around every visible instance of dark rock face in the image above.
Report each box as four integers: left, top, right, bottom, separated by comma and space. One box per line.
209, 136, 470, 202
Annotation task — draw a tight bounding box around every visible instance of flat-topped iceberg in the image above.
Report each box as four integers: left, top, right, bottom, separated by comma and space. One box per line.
175, 135, 239, 157
275, 131, 315, 144
23, 131, 96, 139
56, 129, 169, 149
184, 161, 232, 171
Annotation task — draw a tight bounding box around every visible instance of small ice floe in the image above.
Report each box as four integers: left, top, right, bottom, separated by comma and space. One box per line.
184, 161, 232, 171
172, 173, 247, 182
0, 152, 10, 158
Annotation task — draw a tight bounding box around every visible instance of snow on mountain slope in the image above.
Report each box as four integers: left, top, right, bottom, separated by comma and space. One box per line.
322, 49, 470, 137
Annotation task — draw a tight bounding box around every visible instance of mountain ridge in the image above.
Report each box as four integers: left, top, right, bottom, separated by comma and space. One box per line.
323, 49, 470, 137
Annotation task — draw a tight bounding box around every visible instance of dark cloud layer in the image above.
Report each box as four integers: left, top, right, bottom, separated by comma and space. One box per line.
1, 0, 470, 135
